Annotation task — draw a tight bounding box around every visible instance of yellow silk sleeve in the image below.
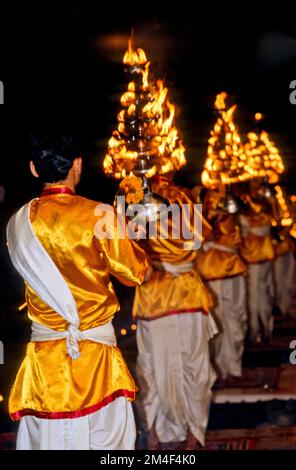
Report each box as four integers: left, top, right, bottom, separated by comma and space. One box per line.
94, 208, 150, 287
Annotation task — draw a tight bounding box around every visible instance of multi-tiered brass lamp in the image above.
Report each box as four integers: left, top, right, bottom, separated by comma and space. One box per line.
103, 39, 186, 224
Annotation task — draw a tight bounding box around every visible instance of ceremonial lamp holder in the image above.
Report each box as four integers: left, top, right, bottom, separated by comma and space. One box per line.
121, 59, 169, 225
224, 185, 240, 214
262, 176, 275, 200
260, 177, 280, 242
252, 115, 275, 201
214, 107, 240, 215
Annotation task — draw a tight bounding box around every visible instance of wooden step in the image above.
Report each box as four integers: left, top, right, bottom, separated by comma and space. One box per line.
212, 365, 296, 404
206, 426, 296, 450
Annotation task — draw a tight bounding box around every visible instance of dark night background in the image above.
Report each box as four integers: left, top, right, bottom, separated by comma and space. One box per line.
0, 2, 296, 435
1, 3, 296, 204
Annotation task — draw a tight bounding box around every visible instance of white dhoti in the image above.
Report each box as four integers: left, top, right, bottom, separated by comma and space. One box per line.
135, 312, 217, 446
274, 251, 295, 316
247, 261, 274, 342
16, 397, 136, 450
208, 275, 247, 378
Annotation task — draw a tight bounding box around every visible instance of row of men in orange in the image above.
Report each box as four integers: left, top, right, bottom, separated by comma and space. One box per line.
6, 129, 295, 451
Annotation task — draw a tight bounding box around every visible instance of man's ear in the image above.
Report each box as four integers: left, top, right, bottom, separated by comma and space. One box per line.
30, 161, 39, 178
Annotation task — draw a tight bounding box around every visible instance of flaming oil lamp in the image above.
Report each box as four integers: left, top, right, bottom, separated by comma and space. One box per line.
261, 176, 275, 200
268, 184, 293, 242
201, 92, 249, 190
103, 39, 186, 223
122, 41, 170, 223
216, 185, 240, 214
244, 113, 284, 185
201, 92, 248, 214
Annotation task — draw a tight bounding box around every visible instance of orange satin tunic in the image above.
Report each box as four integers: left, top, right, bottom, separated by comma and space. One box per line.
196, 213, 247, 281
9, 187, 150, 420
132, 176, 213, 320
274, 233, 295, 257
239, 196, 275, 264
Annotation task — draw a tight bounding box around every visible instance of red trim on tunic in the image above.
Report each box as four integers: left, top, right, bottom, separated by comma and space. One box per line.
203, 272, 247, 282
40, 187, 75, 198
241, 257, 275, 265
135, 308, 209, 321
275, 249, 294, 260
10, 389, 135, 421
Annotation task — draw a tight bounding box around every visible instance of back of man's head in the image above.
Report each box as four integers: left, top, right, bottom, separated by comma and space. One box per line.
30, 128, 81, 184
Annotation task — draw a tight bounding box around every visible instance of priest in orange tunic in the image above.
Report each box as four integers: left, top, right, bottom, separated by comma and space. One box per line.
6, 131, 152, 450
195, 185, 247, 379
271, 187, 295, 317
133, 174, 217, 450
238, 180, 275, 344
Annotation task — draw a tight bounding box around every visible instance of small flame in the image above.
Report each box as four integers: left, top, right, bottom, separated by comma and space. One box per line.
290, 223, 296, 238
223, 104, 237, 124
272, 185, 293, 228
202, 93, 248, 187
120, 91, 135, 108
244, 129, 284, 183
143, 79, 168, 117
141, 62, 150, 90
123, 39, 147, 66
127, 82, 135, 92
255, 112, 263, 121
127, 103, 136, 116
215, 92, 228, 111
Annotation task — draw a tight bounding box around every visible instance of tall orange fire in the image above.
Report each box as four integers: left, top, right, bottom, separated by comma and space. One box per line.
103, 39, 186, 180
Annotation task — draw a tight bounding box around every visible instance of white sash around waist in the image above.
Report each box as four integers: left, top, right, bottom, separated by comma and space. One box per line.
239, 215, 270, 237
153, 260, 194, 277
245, 225, 270, 237
6, 200, 109, 360
202, 241, 238, 254
31, 321, 117, 353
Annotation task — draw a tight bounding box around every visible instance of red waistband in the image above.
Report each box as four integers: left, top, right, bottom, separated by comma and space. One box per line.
135, 308, 209, 321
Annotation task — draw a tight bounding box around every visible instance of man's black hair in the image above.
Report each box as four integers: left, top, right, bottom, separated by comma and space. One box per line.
30, 128, 81, 183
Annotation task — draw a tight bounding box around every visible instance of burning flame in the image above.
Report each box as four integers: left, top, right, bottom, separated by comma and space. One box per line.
202, 92, 249, 188
244, 120, 284, 183
289, 194, 296, 238
272, 185, 293, 228
255, 112, 264, 121
141, 62, 150, 90
103, 40, 186, 179
123, 39, 147, 66
214, 92, 227, 111
291, 224, 296, 238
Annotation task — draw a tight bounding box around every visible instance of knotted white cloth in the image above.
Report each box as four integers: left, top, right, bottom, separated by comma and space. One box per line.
152, 260, 194, 277
239, 214, 270, 237
31, 321, 117, 359
202, 241, 238, 254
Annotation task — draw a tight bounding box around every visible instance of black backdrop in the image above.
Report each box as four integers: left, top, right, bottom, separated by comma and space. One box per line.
1, 3, 296, 208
